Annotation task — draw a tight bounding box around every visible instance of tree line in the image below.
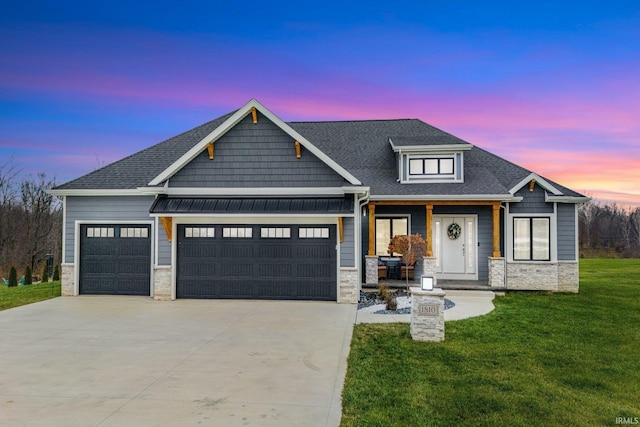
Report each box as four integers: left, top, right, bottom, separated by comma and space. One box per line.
579, 200, 640, 258
1, 160, 62, 281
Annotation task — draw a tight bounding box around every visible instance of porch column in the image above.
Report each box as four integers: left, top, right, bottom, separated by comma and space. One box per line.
492, 202, 501, 257
368, 204, 375, 256
426, 203, 433, 256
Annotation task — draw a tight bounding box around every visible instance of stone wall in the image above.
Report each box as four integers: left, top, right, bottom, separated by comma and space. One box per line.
488, 257, 506, 290
153, 266, 172, 301
421, 256, 437, 278
506, 263, 559, 291
61, 263, 75, 296
339, 268, 359, 304
557, 261, 579, 293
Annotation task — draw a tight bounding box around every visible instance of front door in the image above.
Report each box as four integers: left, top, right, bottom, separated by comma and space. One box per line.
433, 216, 477, 280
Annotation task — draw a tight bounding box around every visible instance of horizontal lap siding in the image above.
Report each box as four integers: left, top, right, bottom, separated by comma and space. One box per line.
169, 113, 348, 188
510, 185, 554, 214
65, 196, 154, 263
557, 203, 577, 260
341, 216, 355, 267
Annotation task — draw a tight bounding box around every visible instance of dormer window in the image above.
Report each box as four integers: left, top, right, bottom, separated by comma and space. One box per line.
401, 152, 463, 183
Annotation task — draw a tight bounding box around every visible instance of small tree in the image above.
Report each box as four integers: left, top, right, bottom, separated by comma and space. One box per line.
41, 263, 49, 283
388, 233, 427, 289
53, 264, 60, 281
24, 266, 32, 285
8, 266, 18, 287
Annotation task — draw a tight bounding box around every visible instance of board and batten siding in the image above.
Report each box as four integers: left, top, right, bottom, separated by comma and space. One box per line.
64, 196, 155, 263
557, 203, 577, 261
509, 184, 554, 214
169, 113, 349, 188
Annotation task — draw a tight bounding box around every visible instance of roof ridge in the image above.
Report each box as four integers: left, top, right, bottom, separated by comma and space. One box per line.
288, 118, 420, 124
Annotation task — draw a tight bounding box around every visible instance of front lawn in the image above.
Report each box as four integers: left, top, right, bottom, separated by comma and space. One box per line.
0, 281, 61, 311
341, 259, 640, 426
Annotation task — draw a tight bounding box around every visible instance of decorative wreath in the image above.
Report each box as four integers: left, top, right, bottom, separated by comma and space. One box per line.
447, 223, 462, 240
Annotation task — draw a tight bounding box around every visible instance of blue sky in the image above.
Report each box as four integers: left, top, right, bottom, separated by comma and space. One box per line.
1, 1, 639, 205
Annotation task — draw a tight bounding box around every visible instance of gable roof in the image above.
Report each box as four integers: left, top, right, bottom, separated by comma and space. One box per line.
52, 100, 586, 202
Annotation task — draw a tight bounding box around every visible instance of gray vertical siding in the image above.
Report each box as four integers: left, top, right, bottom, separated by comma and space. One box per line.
157, 226, 172, 265
557, 203, 577, 260
169, 113, 348, 188
510, 184, 554, 214
64, 196, 155, 263
340, 216, 355, 267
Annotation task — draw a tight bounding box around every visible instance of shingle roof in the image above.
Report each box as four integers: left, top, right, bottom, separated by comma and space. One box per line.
53, 111, 584, 199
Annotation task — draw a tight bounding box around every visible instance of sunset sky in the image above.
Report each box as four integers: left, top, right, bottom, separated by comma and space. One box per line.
2, 1, 639, 206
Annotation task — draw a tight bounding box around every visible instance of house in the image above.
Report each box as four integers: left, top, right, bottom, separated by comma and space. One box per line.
50, 99, 588, 303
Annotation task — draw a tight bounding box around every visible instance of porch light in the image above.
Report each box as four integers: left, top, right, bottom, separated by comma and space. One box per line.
421, 275, 435, 291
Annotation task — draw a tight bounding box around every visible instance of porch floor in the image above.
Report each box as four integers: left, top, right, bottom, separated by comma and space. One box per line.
365, 279, 491, 291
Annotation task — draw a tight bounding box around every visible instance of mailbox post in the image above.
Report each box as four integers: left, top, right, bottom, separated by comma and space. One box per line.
410, 286, 446, 342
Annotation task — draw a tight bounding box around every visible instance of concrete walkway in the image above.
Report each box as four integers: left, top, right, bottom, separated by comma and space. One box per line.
0, 297, 356, 427
355, 290, 497, 324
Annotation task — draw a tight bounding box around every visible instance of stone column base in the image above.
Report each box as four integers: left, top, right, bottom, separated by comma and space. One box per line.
488, 257, 506, 290
410, 287, 446, 342
153, 266, 172, 301
365, 255, 379, 285
339, 268, 359, 304
421, 256, 437, 278
61, 263, 75, 296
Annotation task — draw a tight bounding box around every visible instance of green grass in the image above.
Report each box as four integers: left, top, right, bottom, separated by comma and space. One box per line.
0, 281, 61, 311
341, 259, 640, 426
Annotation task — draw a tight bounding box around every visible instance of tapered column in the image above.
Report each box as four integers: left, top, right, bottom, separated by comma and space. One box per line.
492, 202, 501, 257
368, 204, 375, 256
426, 204, 433, 257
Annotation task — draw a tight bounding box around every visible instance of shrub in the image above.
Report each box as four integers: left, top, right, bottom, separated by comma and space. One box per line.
8, 266, 18, 287
24, 266, 32, 285
41, 264, 49, 283
53, 265, 60, 281
385, 294, 398, 311
377, 281, 390, 302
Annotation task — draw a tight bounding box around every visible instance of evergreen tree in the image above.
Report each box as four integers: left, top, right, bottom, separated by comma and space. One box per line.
8, 266, 17, 287
25, 266, 32, 285
41, 263, 49, 283
53, 265, 60, 281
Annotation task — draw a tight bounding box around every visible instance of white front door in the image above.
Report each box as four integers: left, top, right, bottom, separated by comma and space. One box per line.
433, 216, 478, 280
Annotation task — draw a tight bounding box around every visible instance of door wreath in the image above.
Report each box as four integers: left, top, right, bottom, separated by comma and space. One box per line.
447, 223, 461, 240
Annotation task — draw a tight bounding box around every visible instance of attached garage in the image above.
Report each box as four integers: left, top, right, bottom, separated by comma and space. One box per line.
176, 224, 337, 300
79, 224, 151, 295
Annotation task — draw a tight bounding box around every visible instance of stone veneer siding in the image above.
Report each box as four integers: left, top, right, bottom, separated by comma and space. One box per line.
61, 263, 75, 296
421, 256, 437, 278
557, 261, 579, 293
488, 257, 506, 290
153, 266, 172, 301
506, 262, 559, 291
339, 268, 359, 304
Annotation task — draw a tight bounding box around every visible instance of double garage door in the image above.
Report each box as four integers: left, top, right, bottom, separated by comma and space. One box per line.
79, 224, 151, 295
177, 224, 337, 301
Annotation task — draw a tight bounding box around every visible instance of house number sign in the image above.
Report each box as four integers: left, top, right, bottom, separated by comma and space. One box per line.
417, 303, 439, 317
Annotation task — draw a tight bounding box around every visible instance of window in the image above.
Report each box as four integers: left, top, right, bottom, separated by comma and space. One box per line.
403, 153, 463, 182
513, 218, 550, 261
120, 227, 149, 238
261, 227, 291, 238
185, 227, 215, 238
375, 217, 408, 256
299, 227, 329, 239
87, 227, 114, 238
222, 227, 252, 238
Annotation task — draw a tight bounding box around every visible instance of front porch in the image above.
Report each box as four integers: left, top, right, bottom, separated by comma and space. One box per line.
364, 200, 506, 289
363, 279, 491, 291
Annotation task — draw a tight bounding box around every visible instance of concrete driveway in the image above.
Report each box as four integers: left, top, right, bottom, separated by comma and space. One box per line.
0, 297, 356, 427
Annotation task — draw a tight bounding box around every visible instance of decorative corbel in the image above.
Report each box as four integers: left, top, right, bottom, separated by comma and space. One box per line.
295, 140, 301, 158
529, 179, 536, 192
251, 107, 258, 124
160, 217, 173, 242
207, 142, 214, 160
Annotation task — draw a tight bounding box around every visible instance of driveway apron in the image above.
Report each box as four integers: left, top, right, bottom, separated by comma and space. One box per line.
0, 297, 356, 427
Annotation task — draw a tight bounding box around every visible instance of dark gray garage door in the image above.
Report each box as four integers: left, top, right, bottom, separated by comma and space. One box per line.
177, 224, 337, 300
79, 224, 151, 295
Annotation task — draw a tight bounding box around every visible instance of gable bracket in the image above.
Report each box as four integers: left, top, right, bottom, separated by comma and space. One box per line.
251, 107, 258, 124
160, 216, 173, 242
295, 140, 301, 158
529, 179, 536, 192
207, 142, 214, 160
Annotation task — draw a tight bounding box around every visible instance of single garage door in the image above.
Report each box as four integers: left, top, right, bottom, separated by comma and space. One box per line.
79, 224, 151, 295
177, 224, 337, 300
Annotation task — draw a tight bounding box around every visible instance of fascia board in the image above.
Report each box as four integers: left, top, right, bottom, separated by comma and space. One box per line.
389, 138, 472, 153
156, 187, 350, 197
149, 212, 355, 218
510, 173, 562, 196
48, 189, 143, 196
369, 194, 522, 202
148, 98, 362, 187
546, 194, 591, 204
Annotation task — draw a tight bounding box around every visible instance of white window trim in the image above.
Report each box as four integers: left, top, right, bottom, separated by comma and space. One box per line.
506, 205, 557, 263
374, 214, 412, 256
400, 152, 464, 183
